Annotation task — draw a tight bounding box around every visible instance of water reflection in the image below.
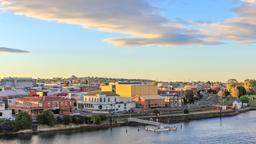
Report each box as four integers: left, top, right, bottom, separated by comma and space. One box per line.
1, 111, 256, 144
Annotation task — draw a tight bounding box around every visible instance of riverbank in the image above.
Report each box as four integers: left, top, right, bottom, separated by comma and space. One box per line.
135, 107, 252, 124
0, 107, 254, 137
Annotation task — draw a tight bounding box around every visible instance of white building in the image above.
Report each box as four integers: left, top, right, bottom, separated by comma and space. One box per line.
0, 101, 13, 120
1, 77, 36, 89
233, 100, 242, 110
78, 91, 136, 113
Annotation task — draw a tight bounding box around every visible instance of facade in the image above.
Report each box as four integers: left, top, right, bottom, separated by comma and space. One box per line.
10, 96, 74, 116
132, 95, 165, 109
0, 101, 12, 119
78, 91, 136, 113
162, 95, 183, 108
233, 100, 242, 110
1, 77, 36, 89
101, 82, 158, 97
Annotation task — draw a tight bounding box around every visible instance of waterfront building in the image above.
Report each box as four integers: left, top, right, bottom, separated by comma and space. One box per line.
0, 101, 12, 119
101, 82, 158, 97
78, 91, 136, 113
132, 95, 165, 109
161, 94, 183, 108
10, 96, 74, 116
0, 77, 36, 89
233, 100, 242, 110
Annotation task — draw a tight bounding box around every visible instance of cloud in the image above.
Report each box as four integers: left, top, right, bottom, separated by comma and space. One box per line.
0, 0, 256, 46
0, 47, 29, 53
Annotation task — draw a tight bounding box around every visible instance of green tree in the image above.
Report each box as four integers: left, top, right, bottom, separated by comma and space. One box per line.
72, 115, 84, 125
83, 116, 92, 124
37, 111, 56, 127
63, 115, 71, 125
153, 109, 160, 116
237, 86, 247, 97
240, 96, 249, 104
184, 90, 194, 104
91, 115, 102, 125
15, 112, 32, 131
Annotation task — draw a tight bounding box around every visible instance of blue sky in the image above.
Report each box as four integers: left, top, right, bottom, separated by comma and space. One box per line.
0, 0, 256, 81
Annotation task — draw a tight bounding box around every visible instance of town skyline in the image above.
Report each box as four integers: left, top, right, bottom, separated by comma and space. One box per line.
1, 0, 256, 82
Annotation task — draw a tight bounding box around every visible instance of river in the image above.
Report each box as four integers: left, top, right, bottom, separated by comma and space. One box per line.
1, 111, 256, 144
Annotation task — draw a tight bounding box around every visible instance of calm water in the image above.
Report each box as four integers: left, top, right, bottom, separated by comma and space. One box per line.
1, 111, 256, 144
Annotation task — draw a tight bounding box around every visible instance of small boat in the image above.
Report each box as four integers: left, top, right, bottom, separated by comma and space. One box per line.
145, 125, 177, 132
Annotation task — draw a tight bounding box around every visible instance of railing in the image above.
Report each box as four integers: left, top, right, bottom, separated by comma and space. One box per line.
128, 118, 169, 127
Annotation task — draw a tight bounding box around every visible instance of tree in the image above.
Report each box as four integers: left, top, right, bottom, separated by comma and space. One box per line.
91, 115, 102, 125
0, 120, 15, 133
244, 79, 256, 94
227, 79, 238, 92
15, 112, 32, 131
240, 96, 249, 104
37, 111, 56, 127
230, 87, 240, 97
63, 115, 71, 125
237, 86, 246, 97
184, 90, 194, 104
72, 115, 84, 125
153, 109, 160, 116
83, 116, 92, 124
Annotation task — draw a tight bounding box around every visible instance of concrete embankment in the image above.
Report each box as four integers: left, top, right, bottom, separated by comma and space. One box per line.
135, 108, 251, 124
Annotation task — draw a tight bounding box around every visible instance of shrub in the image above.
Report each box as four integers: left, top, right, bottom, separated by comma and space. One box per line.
0, 120, 15, 133
183, 109, 189, 114
72, 115, 84, 125
240, 96, 249, 104
56, 116, 64, 124
15, 112, 32, 131
63, 115, 71, 125
37, 111, 56, 127
83, 116, 92, 124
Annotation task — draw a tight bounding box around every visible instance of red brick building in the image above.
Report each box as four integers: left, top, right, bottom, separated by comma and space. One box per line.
132, 95, 165, 109
10, 96, 74, 116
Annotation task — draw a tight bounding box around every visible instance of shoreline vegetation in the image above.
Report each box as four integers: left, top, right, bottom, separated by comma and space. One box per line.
0, 107, 254, 137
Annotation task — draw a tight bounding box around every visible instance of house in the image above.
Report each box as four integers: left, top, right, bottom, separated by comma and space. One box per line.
0, 101, 12, 120
232, 100, 242, 110
132, 95, 165, 109
161, 94, 183, 107
0, 77, 36, 89
101, 82, 158, 97
77, 91, 136, 113
10, 96, 74, 116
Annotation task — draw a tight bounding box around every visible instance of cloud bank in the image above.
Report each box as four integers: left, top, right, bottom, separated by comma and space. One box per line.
1, 0, 256, 46
0, 47, 29, 53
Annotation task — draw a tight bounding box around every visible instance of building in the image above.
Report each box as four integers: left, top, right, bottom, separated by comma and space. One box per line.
1, 77, 36, 89
233, 100, 242, 110
162, 94, 183, 108
132, 95, 165, 109
0, 101, 12, 119
10, 96, 74, 116
78, 91, 136, 113
101, 82, 158, 97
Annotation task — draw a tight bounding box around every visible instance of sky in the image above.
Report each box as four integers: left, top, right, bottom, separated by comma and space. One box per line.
0, 0, 256, 82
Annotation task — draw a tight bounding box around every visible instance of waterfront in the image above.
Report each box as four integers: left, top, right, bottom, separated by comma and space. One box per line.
1, 111, 256, 144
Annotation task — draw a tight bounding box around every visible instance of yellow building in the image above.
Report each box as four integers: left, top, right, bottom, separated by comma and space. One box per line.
101, 82, 158, 97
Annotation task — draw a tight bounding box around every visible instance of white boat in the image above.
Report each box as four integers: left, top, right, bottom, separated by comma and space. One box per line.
145, 125, 177, 132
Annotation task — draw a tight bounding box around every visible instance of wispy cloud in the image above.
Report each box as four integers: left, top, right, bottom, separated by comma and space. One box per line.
1, 0, 256, 46
0, 47, 29, 53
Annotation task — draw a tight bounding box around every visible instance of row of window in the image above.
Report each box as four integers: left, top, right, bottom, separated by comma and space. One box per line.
84, 97, 117, 103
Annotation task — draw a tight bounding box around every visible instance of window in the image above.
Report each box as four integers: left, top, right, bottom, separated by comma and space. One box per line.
100, 98, 102, 102
103, 98, 106, 102
108, 98, 110, 102
0, 112, 2, 116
